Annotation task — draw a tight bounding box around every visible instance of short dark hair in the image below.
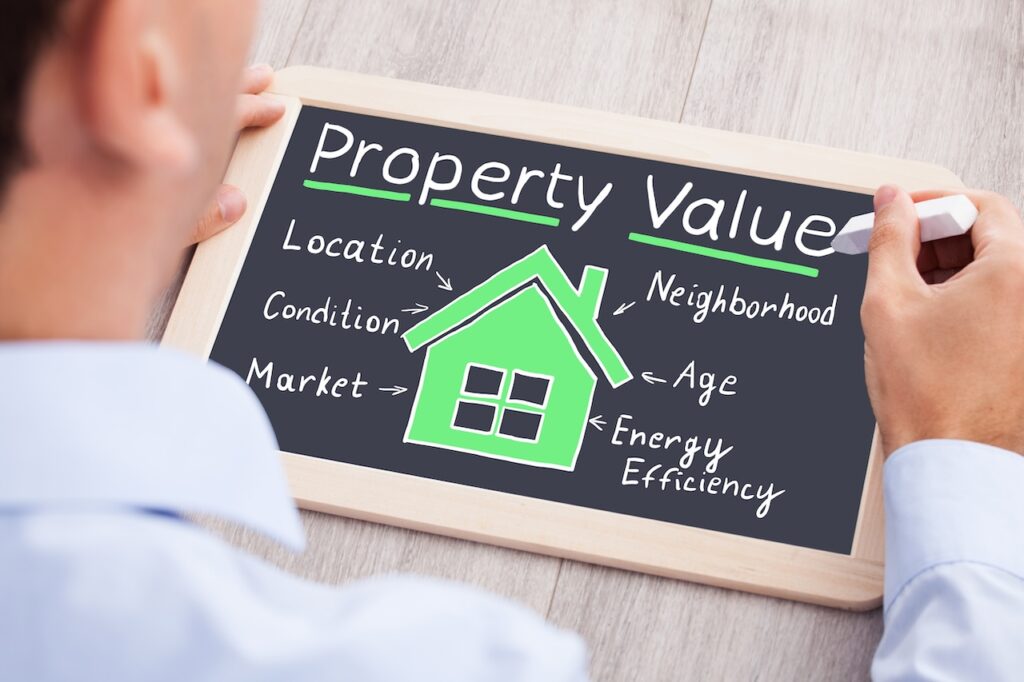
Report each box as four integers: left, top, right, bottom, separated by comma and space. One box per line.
1, 2, 69, 191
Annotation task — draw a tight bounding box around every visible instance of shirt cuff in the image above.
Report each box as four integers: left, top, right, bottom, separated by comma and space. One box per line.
883, 439, 1024, 611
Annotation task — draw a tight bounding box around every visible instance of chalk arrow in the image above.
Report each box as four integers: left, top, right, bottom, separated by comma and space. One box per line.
588, 415, 606, 431
379, 385, 409, 396
612, 301, 635, 316
401, 303, 429, 315
641, 372, 667, 385
436, 272, 453, 291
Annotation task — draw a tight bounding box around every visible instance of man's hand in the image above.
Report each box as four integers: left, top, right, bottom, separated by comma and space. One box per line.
187, 64, 286, 245
861, 185, 1024, 457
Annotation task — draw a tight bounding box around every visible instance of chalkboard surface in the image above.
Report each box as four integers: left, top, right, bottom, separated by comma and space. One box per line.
210, 104, 876, 555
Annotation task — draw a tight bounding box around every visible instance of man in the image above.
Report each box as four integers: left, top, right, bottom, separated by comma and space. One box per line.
863, 185, 1024, 678
0, 2, 1020, 680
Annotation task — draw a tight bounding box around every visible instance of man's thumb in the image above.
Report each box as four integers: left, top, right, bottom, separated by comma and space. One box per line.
187, 185, 247, 246
865, 185, 921, 290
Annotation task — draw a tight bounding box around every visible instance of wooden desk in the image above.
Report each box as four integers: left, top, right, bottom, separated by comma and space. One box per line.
150, 1, 1023, 678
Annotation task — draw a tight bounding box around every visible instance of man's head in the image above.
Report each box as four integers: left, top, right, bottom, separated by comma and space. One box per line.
0, 0, 259, 338
0, 3, 67, 189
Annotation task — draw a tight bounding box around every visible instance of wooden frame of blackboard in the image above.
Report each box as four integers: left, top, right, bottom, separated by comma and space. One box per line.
163, 66, 962, 610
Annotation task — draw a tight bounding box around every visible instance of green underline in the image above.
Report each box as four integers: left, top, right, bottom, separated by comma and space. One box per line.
303, 181, 558, 227
303, 179, 411, 202
628, 232, 820, 278
429, 199, 559, 227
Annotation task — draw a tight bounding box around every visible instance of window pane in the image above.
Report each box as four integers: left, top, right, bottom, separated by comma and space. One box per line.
509, 372, 551, 406
498, 409, 543, 441
453, 401, 497, 433
463, 364, 504, 397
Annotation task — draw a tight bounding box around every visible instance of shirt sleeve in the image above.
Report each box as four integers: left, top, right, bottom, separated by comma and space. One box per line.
872, 440, 1024, 681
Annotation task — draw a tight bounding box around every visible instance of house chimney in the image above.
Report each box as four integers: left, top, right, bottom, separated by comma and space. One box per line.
577, 266, 607, 313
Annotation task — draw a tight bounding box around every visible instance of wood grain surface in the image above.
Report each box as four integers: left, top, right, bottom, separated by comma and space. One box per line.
150, 1, 1024, 679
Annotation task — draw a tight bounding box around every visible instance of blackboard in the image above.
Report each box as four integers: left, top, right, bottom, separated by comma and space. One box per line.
209, 103, 876, 555
166, 69, 964, 606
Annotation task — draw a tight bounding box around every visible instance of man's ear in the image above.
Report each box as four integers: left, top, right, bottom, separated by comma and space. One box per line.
80, 0, 198, 174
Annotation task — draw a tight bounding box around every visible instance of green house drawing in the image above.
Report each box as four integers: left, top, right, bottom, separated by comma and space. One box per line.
402, 246, 632, 471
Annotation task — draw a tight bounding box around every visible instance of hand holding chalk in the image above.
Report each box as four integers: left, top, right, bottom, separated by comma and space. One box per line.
859, 186, 1024, 458
832, 194, 978, 255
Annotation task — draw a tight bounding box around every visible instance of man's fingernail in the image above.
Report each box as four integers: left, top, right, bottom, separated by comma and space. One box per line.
217, 186, 246, 222
250, 63, 273, 75
874, 185, 899, 210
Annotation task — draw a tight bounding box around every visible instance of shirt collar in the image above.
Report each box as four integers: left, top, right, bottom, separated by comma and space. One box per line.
0, 341, 305, 550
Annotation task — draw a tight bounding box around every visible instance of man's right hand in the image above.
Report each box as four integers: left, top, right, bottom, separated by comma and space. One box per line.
861, 185, 1024, 457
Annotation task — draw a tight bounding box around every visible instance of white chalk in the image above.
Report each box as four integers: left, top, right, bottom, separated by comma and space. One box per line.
831, 194, 978, 255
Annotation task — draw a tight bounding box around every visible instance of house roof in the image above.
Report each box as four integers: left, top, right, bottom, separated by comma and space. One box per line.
403, 246, 632, 388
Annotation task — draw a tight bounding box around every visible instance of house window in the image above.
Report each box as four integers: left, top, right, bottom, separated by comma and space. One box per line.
508, 371, 551, 408
497, 409, 543, 441
462, 364, 505, 397
451, 363, 552, 442
452, 400, 497, 432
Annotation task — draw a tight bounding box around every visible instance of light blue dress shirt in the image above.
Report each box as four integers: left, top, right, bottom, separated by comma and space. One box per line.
873, 440, 1024, 680
0, 343, 1021, 680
